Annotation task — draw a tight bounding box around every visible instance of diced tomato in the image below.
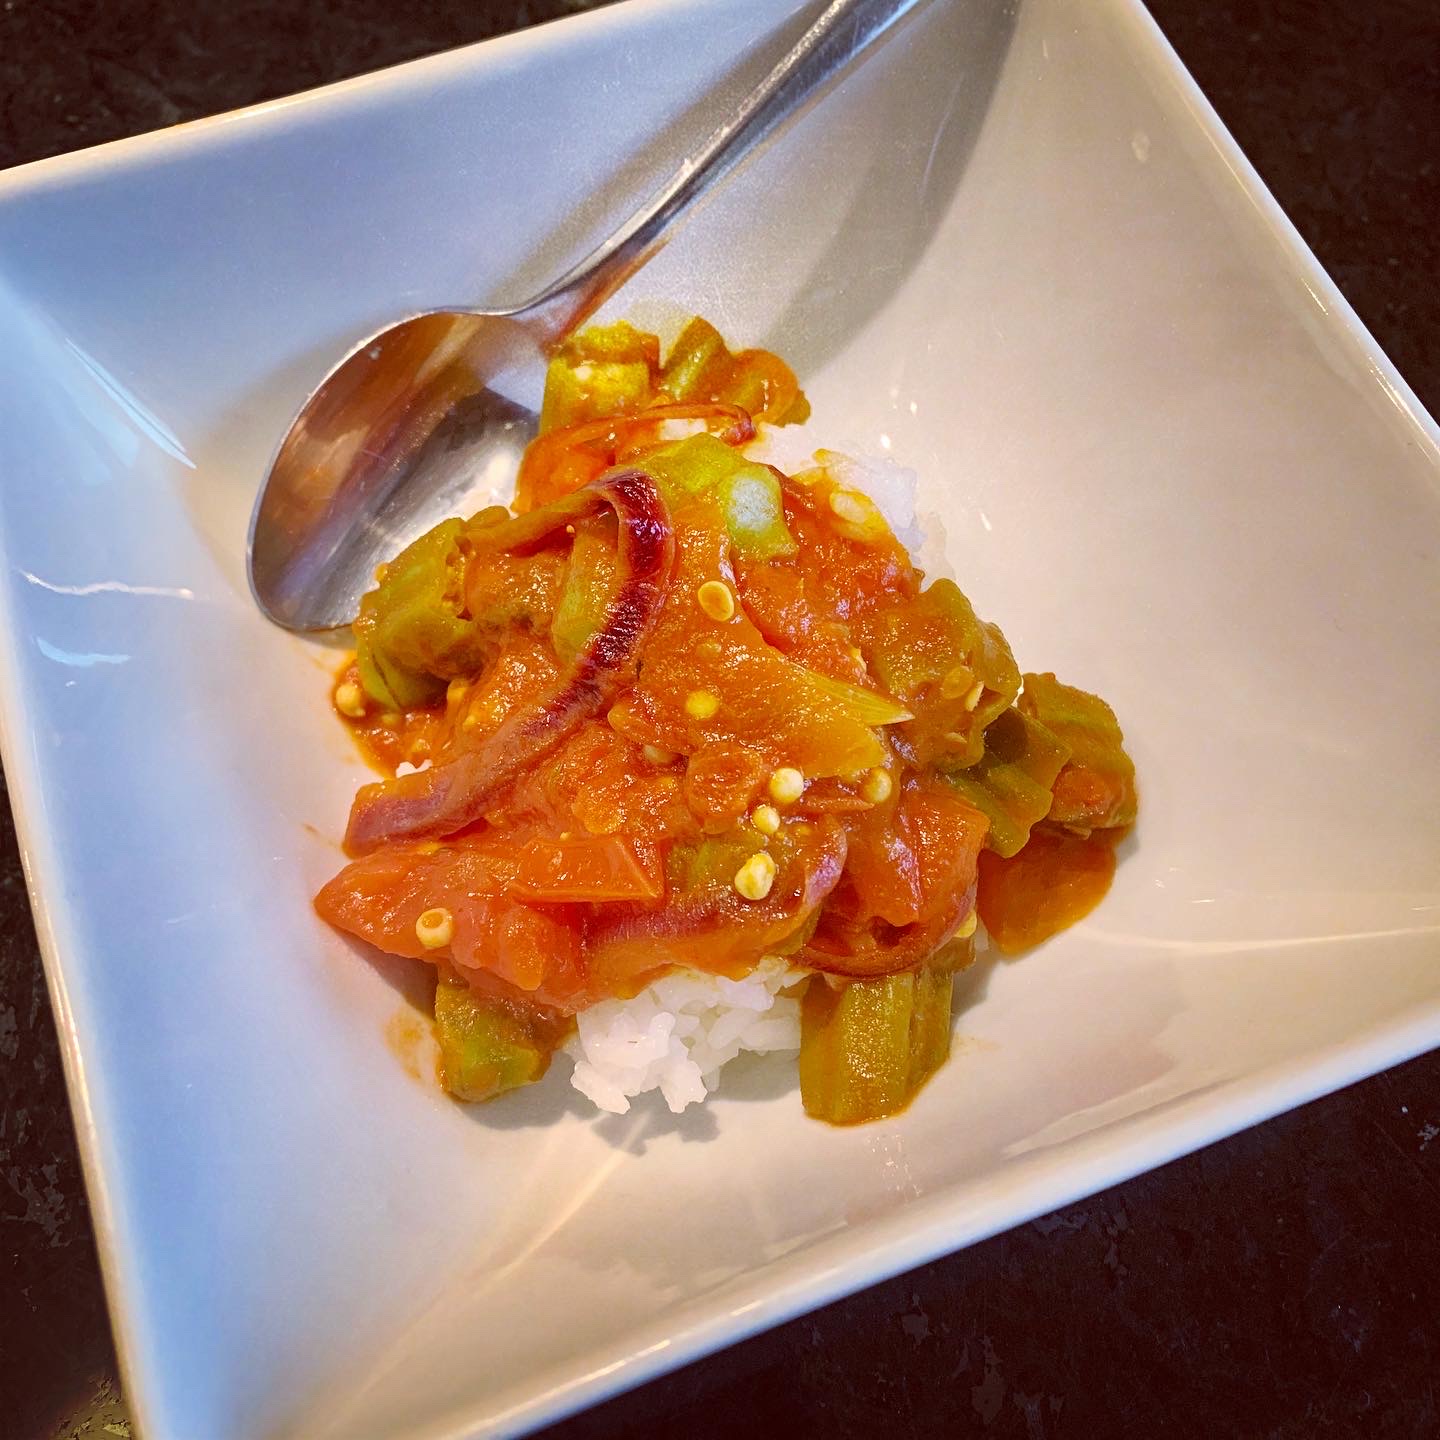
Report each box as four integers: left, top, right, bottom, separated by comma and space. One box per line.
732, 563, 863, 683
804, 781, 987, 977
625, 502, 889, 777
585, 817, 847, 994
731, 476, 916, 683
314, 837, 589, 1009
511, 834, 663, 904
839, 779, 987, 928
516, 402, 752, 512
683, 741, 768, 834
494, 721, 693, 839
976, 826, 1118, 954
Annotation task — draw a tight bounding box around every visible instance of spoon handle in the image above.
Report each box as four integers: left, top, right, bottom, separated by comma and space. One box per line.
518, 0, 930, 338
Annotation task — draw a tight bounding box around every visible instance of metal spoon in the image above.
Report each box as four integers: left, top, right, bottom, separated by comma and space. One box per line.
248, 0, 928, 632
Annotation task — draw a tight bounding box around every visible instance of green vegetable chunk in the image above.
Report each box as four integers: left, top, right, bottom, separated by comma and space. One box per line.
1017, 673, 1138, 832
539, 321, 659, 433
659, 316, 729, 402
353, 519, 489, 708
643, 434, 798, 560
658, 315, 811, 425
550, 515, 618, 664
798, 965, 955, 1124
941, 707, 1071, 857
863, 578, 1020, 766
433, 982, 554, 1103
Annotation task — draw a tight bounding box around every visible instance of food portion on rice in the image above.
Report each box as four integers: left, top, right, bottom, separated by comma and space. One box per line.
315, 316, 1137, 1124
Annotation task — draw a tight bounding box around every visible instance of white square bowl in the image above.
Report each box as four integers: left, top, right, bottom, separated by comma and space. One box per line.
1, 0, 1437, 1435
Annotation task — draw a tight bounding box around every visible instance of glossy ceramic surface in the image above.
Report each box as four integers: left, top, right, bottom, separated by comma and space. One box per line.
0, 0, 1437, 1436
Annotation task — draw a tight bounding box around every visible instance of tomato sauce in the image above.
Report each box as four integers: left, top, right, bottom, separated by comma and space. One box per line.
313, 317, 1137, 1098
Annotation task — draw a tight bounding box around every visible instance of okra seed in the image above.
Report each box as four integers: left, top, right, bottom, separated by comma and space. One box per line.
334, 680, 367, 719
767, 767, 806, 805
861, 767, 893, 804
696, 579, 736, 622
415, 907, 455, 950
733, 852, 777, 902
751, 804, 781, 836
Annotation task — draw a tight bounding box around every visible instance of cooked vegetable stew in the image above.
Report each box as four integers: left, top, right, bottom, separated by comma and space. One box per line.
315, 317, 1137, 1122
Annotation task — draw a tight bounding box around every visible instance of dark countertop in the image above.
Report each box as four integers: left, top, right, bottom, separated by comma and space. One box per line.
1, 3, 1436, 1437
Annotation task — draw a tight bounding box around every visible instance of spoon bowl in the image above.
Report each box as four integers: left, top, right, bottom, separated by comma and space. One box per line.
248, 311, 542, 631
247, 0, 930, 632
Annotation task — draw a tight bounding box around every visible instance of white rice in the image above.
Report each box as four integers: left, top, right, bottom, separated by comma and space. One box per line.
745, 432, 953, 582
566, 957, 806, 1115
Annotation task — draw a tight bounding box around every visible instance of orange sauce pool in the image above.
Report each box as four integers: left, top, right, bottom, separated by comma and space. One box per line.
976, 827, 1122, 954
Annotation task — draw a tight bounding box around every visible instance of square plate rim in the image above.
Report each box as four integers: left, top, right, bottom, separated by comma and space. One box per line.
1, 0, 1437, 1435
